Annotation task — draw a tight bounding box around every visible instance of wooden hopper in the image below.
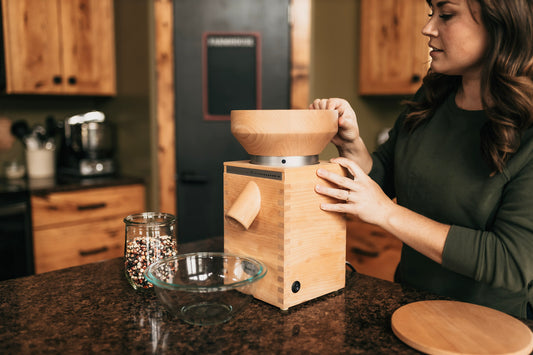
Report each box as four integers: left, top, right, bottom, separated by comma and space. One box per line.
230, 110, 338, 157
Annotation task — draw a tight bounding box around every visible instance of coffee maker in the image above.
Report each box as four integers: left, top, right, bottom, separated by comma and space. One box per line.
58, 111, 115, 177
223, 110, 346, 310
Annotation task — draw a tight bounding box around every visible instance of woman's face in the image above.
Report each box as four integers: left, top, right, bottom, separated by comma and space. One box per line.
422, 0, 489, 80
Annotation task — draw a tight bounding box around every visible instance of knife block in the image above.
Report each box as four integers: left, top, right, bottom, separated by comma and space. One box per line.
223, 160, 346, 310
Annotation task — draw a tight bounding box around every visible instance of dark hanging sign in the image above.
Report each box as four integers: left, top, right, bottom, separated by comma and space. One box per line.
202, 33, 262, 121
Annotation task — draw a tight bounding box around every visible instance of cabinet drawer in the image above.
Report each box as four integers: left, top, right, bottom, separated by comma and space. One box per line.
33, 217, 125, 274
31, 184, 145, 229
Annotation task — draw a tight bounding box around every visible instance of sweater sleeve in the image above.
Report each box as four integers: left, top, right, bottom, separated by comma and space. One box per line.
442, 158, 533, 292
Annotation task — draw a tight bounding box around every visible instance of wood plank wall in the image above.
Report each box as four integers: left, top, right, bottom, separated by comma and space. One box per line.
154, 0, 176, 214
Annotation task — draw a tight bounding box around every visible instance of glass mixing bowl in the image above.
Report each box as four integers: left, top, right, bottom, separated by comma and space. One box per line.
144, 252, 267, 326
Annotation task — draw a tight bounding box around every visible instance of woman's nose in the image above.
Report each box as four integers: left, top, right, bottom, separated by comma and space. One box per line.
422, 17, 438, 37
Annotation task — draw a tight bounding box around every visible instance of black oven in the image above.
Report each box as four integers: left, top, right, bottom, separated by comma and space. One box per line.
0, 189, 34, 280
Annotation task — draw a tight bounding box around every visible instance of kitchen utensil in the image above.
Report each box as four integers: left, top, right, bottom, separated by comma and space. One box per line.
144, 252, 267, 326
224, 109, 346, 310
124, 213, 177, 290
45, 116, 57, 139
10, 120, 30, 142
391, 300, 533, 355
31, 124, 47, 144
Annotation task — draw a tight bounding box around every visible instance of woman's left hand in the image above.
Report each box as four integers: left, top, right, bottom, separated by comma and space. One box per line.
317, 157, 450, 264
315, 157, 395, 226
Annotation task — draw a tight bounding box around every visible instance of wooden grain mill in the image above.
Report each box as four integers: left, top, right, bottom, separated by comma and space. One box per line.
223, 110, 346, 310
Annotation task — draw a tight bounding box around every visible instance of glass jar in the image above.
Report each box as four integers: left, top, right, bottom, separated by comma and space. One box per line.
124, 212, 177, 290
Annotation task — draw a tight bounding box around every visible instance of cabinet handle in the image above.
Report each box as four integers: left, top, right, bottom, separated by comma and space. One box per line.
79, 246, 109, 257
53, 76, 62, 84
411, 74, 421, 83
107, 230, 119, 238
77, 202, 107, 211
68, 76, 77, 85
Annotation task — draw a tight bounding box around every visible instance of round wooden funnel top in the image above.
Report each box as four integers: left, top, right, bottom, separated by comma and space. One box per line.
230, 110, 338, 157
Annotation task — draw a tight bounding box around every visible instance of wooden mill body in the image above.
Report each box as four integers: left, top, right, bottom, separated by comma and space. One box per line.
223, 160, 346, 310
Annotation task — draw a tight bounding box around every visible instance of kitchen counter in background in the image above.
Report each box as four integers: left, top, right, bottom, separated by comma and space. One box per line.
0, 175, 144, 195
1, 237, 531, 354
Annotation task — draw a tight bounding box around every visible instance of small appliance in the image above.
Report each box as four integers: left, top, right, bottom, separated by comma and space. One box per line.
59, 111, 115, 177
223, 109, 347, 310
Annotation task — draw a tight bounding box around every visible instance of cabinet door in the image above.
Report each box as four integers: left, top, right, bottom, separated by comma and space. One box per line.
359, 0, 429, 95
60, 0, 116, 95
1, 0, 63, 94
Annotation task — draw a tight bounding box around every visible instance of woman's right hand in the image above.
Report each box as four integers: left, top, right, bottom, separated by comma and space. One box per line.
309, 98, 360, 157
310, 98, 373, 174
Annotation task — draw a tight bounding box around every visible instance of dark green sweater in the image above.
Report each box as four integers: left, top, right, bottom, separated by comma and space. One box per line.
370, 91, 533, 319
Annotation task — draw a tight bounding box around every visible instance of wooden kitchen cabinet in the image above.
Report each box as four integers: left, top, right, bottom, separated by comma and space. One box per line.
358, 0, 429, 95
1, 0, 116, 95
31, 184, 145, 274
346, 216, 402, 282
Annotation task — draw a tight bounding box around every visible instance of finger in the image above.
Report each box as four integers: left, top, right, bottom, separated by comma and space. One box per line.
316, 168, 358, 192
315, 184, 349, 201
330, 157, 366, 181
324, 98, 342, 111
319, 202, 352, 213
310, 98, 329, 110
309, 99, 320, 109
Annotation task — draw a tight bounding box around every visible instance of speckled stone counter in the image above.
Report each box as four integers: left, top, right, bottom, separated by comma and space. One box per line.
1, 239, 532, 354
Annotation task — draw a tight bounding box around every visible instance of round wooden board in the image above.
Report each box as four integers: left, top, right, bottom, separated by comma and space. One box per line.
391, 300, 533, 355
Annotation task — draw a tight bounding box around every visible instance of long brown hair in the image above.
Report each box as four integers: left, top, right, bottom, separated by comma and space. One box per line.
404, 0, 533, 173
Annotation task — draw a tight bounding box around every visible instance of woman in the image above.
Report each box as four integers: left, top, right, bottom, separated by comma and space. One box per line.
311, 0, 533, 319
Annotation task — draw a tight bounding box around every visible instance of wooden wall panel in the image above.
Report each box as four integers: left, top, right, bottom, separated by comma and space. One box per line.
290, 0, 311, 109
154, 0, 176, 215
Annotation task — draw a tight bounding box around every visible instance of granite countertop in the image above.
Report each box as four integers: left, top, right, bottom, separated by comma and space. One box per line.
1, 238, 532, 354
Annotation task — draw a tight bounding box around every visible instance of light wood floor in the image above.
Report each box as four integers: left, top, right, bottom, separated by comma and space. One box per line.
346, 216, 402, 282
